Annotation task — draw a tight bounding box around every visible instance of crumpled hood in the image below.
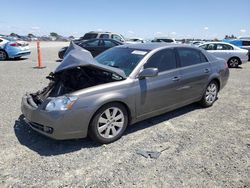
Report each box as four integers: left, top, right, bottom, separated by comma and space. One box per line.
55, 42, 126, 78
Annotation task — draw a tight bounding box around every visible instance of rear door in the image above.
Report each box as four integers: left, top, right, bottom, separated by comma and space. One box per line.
136, 48, 182, 117
176, 47, 211, 102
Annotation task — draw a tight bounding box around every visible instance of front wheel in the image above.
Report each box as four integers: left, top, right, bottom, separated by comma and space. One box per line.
88, 103, 128, 144
200, 81, 218, 107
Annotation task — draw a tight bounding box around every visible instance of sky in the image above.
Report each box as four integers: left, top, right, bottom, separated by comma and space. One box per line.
0, 0, 249, 39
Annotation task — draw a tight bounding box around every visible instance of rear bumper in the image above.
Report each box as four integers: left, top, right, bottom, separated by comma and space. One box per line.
21, 94, 91, 140
8, 49, 31, 58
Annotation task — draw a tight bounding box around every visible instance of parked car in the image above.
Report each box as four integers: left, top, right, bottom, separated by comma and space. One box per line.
151, 38, 176, 43
0, 37, 31, 60
126, 38, 145, 44
58, 39, 123, 59
21, 43, 229, 144
74, 31, 125, 43
223, 39, 250, 60
199, 42, 249, 68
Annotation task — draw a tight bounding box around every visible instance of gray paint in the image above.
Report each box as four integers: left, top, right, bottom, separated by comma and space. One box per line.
21, 43, 229, 140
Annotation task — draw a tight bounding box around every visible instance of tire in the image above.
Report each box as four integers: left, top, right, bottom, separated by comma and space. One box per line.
227, 57, 240, 68
88, 103, 128, 144
0, 50, 8, 61
200, 81, 218, 107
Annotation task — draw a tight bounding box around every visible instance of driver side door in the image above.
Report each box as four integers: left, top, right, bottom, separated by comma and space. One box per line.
135, 48, 182, 118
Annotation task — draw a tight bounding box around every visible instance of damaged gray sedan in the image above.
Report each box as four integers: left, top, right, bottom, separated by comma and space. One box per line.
21, 43, 229, 143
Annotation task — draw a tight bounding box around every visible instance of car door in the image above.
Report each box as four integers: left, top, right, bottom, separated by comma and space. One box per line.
135, 48, 182, 117
176, 47, 211, 102
214, 43, 234, 61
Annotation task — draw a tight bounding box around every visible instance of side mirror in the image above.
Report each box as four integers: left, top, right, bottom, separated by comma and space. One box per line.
138, 68, 159, 79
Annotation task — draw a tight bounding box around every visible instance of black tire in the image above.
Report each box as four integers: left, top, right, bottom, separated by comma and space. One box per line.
88, 103, 128, 144
227, 57, 240, 68
0, 50, 8, 61
200, 81, 218, 107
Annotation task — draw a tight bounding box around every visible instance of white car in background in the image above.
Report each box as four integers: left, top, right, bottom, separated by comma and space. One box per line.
199, 42, 248, 68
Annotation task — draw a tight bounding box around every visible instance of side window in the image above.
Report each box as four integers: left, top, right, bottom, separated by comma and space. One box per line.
111, 34, 122, 42
199, 44, 207, 50
100, 34, 109, 39
0, 39, 3, 42
177, 48, 205, 67
83, 39, 99, 47
200, 52, 208, 63
216, 44, 224, 50
223, 44, 233, 50
144, 49, 177, 72
242, 41, 250, 46
103, 40, 116, 47
216, 44, 233, 50
206, 44, 216, 50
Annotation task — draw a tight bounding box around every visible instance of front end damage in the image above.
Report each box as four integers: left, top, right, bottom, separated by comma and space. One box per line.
21, 44, 126, 139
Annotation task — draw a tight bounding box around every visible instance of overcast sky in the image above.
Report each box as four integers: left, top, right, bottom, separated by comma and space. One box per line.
0, 0, 249, 39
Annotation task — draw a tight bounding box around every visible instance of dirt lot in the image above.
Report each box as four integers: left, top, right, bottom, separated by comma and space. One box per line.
0, 42, 249, 187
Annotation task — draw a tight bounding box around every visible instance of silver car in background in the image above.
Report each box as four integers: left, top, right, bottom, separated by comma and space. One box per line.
21, 43, 229, 143
199, 42, 249, 68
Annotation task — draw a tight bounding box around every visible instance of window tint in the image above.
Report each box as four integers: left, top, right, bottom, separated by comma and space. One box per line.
144, 49, 176, 72
242, 41, 250, 46
177, 48, 206, 67
100, 34, 109, 39
83, 39, 99, 47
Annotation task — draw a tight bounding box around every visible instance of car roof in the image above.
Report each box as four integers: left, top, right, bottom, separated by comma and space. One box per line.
116, 43, 197, 51
201, 41, 233, 45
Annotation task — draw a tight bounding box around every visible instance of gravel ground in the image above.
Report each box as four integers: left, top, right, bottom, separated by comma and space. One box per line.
0, 42, 250, 188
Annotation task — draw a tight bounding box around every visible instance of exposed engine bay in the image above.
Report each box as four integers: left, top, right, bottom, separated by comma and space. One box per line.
31, 66, 123, 105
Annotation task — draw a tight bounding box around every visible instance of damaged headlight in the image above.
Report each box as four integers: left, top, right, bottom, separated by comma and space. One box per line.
45, 95, 78, 111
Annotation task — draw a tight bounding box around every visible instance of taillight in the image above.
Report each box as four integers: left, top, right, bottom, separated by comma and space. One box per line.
10, 43, 18, 47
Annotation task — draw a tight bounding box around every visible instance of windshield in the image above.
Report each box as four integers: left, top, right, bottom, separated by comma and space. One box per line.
95, 48, 149, 76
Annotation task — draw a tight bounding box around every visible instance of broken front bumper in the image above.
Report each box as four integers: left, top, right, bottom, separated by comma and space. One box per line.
21, 94, 91, 140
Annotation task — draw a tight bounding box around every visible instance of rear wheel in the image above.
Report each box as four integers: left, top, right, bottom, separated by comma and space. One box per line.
0, 50, 8, 60
88, 103, 128, 144
228, 57, 240, 68
200, 81, 218, 107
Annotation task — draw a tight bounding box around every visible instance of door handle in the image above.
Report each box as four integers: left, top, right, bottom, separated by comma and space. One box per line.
204, 68, 210, 73
172, 76, 181, 81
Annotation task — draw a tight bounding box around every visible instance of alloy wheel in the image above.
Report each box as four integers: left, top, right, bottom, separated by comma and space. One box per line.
205, 83, 217, 104
229, 58, 239, 68
97, 107, 125, 139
